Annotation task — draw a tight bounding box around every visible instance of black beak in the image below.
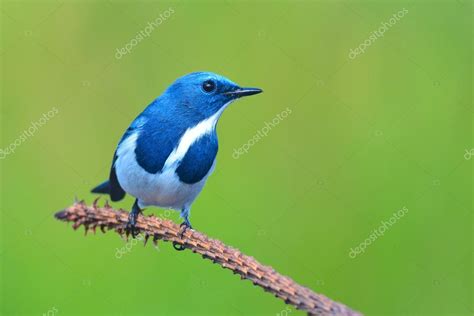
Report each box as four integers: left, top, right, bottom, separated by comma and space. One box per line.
224, 87, 263, 98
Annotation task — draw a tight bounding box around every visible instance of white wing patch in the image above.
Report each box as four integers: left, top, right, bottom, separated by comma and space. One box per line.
163, 100, 233, 170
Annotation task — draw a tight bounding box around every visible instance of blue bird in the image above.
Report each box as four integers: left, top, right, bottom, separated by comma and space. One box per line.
91, 72, 262, 243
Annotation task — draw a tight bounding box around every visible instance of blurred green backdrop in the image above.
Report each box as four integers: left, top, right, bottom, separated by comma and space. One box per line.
0, 0, 472, 315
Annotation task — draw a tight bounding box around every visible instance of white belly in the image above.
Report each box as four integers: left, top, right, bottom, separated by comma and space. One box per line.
115, 132, 215, 210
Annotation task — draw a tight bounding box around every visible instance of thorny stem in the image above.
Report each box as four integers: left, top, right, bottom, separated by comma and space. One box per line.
54, 200, 362, 316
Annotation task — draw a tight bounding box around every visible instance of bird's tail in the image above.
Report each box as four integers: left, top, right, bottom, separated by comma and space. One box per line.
91, 180, 111, 195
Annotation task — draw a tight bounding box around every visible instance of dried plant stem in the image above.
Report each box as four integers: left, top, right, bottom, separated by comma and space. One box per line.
54, 200, 361, 316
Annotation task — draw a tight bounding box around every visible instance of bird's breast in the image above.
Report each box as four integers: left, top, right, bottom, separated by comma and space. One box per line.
114, 116, 219, 209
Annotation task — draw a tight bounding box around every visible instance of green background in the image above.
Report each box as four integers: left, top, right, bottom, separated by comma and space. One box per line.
0, 0, 472, 315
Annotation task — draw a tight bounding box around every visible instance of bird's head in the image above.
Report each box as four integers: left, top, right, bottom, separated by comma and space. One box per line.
163, 72, 262, 120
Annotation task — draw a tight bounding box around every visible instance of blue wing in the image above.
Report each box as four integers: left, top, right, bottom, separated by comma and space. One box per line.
176, 132, 218, 184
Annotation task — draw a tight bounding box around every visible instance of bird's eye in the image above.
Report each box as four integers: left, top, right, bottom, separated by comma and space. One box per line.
202, 80, 216, 93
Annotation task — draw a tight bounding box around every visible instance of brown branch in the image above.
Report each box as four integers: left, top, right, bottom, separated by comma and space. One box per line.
54, 200, 362, 316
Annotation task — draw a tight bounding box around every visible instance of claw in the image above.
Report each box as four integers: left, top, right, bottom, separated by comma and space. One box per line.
125, 199, 142, 238
124, 222, 139, 238
132, 228, 139, 238
173, 221, 192, 251
173, 241, 185, 251
178, 222, 192, 239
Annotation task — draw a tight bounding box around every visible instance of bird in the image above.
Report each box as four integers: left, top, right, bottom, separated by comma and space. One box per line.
91, 72, 262, 245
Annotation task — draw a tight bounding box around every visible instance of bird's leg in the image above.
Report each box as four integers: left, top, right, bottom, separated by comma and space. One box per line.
125, 199, 142, 238
173, 207, 192, 251
179, 207, 193, 236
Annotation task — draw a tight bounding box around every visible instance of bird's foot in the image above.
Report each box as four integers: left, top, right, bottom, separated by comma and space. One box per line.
179, 221, 193, 238
125, 215, 140, 238
125, 201, 142, 238
173, 221, 193, 251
